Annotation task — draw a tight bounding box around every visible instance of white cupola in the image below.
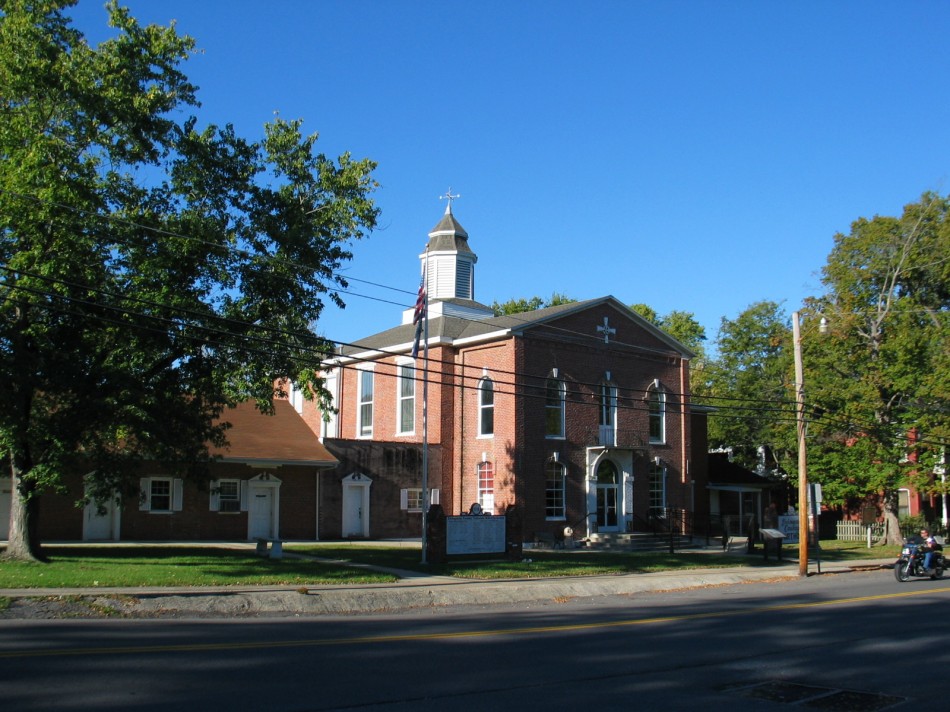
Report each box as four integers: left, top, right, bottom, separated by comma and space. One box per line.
422, 199, 476, 301
401, 195, 494, 325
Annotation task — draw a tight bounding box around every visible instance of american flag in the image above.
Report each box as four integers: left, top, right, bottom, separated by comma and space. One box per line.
411, 276, 426, 358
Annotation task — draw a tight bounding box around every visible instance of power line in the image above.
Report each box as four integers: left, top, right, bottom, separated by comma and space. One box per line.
6, 272, 948, 452
4, 190, 948, 449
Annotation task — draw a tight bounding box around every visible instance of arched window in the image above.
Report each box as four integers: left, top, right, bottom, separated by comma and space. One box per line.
545, 460, 566, 519
597, 459, 619, 484
648, 385, 666, 444
477, 461, 495, 513
545, 374, 565, 438
478, 377, 494, 436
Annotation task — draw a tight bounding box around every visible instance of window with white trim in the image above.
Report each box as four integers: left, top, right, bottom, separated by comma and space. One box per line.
545, 374, 565, 439
545, 460, 566, 519
210, 479, 243, 513
288, 381, 304, 414
139, 477, 183, 513
400, 488, 439, 512
150, 478, 171, 512
322, 369, 339, 438
358, 367, 374, 437
403, 488, 423, 512
599, 379, 617, 446
898, 488, 911, 520
649, 461, 666, 516
478, 377, 494, 437
477, 461, 495, 513
649, 387, 666, 444
397, 362, 415, 435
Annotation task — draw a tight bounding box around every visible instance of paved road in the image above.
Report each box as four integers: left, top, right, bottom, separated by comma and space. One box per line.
1, 564, 945, 711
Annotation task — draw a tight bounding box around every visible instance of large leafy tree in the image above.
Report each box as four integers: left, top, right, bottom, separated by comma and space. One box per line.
0, 1, 378, 560
702, 301, 794, 472
805, 193, 950, 543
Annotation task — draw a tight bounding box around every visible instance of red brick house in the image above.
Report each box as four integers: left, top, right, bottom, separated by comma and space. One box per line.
0, 400, 338, 542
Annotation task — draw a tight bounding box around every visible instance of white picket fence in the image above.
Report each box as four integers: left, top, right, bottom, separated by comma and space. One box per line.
836, 521, 884, 541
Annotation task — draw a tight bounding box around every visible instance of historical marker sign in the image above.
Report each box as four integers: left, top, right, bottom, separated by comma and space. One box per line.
446, 515, 506, 555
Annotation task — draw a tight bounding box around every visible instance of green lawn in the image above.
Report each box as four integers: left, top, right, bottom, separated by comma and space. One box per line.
291, 539, 899, 579
0, 539, 898, 589
0, 546, 397, 589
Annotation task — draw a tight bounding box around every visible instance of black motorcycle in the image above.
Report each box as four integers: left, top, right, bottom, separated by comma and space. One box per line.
894, 537, 945, 582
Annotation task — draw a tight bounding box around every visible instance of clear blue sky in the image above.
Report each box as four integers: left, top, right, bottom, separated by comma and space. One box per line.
68, 1, 950, 349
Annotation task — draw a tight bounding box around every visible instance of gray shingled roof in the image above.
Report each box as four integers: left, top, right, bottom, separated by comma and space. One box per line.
337, 296, 695, 359
427, 211, 472, 253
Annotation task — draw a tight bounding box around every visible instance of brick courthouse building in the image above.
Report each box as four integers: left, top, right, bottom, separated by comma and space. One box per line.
314, 202, 708, 542
1, 203, 709, 543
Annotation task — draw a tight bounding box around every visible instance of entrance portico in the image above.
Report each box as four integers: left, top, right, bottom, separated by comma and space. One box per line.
586, 447, 635, 535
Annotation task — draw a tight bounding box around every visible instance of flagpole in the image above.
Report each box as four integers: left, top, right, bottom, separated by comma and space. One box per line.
420, 249, 430, 564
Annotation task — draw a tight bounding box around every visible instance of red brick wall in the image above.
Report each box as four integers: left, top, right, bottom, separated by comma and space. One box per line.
454, 340, 517, 515
36, 465, 320, 542
511, 303, 694, 537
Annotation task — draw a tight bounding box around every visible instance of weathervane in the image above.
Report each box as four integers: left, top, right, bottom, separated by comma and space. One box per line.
439, 187, 461, 213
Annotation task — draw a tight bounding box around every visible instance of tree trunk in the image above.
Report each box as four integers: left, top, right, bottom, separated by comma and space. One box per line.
3, 457, 43, 562
882, 498, 903, 546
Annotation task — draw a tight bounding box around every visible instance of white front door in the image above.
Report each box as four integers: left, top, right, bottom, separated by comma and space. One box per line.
340, 473, 372, 538
342, 485, 365, 538
83, 498, 118, 540
248, 487, 275, 539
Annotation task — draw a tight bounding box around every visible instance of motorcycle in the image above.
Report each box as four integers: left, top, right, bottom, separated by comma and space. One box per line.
894, 538, 945, 582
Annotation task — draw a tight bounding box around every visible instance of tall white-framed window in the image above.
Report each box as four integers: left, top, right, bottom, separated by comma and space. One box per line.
599, 378, 617, 446
478, 377, 494, 437
322, 369, 339, 439
477, 461, 495, 513
649, 386, 666, 444
545, 459, 566, 520
288, 381, 304, 414
545, 373, 565, 439
898, 488, 911, 520
358, 367, 374, 438
649, 460, 666, 517
397, 360, 416, 435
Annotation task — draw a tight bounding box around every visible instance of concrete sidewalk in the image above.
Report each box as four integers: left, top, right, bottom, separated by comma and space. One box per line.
0, 550, 895, 618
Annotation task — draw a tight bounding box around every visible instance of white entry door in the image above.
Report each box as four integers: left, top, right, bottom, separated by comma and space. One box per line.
83, 498, 118, 540
341, 473, 371, 538
342, 485, 365, 538
248, 487, 275, 539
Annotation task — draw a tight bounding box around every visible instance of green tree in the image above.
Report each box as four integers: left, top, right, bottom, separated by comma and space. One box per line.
630, 304, 708, 398
0, 1, 378, 560
629, 305, 707, 356
703, 301, 793, 472
805, 193, 950, 543
491, 292, 574, 316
